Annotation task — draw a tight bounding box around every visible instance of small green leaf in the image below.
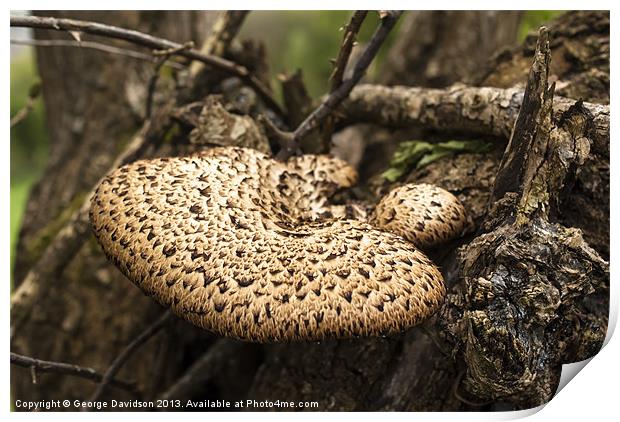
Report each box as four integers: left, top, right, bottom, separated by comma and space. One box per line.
415, 149, 453, 169
381, 167, 406, 182
382, 139, 492, 182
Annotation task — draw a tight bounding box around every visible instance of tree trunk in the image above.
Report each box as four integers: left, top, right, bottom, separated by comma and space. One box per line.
11, 10, 220, 406
381, 11, 523, 87
248, 11, 609, 411
478, 10, 610, 258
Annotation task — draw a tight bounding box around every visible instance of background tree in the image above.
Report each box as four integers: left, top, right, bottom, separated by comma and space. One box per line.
11, 10, 221, 403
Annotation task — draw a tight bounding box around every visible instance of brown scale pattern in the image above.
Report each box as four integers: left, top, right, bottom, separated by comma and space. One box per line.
370, 184, 467, 250
90, 147, 464, 342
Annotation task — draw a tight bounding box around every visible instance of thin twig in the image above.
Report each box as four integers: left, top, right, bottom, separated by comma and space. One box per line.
145, 57, 168, 119
11, 352, 139, 394
10, 81, 41, 128
86, 311, 172, 405
321, 11, 368, 151
10, 38, 185, 70
330, 11, 368, 92
10, 15, 282, 116
190, 11, 249, 76
276, 10, 402, 160
152, 41, 194, 56
145, 42, 194, 118
294, 11, 401, 141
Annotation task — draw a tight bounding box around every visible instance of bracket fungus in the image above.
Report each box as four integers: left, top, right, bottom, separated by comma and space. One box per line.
90, 147, 466, 342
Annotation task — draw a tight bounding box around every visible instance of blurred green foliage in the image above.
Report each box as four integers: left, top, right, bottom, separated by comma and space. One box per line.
241, 11, 399, 99
11, 50, 47, 181
10, 49, 48, 275
519, 11, 564, 41
243, 11, 565, 99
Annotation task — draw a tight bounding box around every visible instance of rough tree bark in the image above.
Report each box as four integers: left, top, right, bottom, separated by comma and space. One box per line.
477, 11, 610, 258
11, 10, 225, 405
11, 10, 609, 412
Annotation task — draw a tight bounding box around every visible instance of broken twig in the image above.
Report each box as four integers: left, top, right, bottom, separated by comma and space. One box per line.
275, 11, 402, 160
10, 81, 41, 128
11, 352, 138, 394
321, 11, 368, 150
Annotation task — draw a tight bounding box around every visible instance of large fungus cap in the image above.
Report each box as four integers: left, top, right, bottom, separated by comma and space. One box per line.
90, 147, 461, 342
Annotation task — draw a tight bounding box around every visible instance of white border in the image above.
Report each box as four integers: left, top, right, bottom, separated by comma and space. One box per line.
4, 2, 618, 420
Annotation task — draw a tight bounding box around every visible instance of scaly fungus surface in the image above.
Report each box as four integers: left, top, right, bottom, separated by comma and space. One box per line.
90, 147, 466, 342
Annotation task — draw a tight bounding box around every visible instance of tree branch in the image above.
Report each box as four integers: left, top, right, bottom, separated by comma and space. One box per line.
189, 11, 249, 76
10, 352, 139, 394
330, 11, 368, 92
10, 81, 41, 128
10, 38, 185, 70
275, 10, 402, 159
338, 84, 609, 155
10, 15, 282, 116
321, 11, 369, 151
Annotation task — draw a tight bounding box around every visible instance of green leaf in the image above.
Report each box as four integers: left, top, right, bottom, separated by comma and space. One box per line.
415, 149, 453, 169
381, 167, 406, 182
382, 139, 492, 182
